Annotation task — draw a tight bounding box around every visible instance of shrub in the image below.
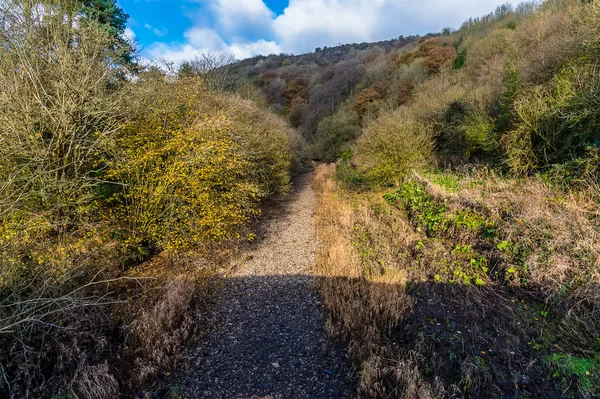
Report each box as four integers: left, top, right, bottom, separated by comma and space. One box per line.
205, 92, 304, 192
0, 8, 303, 388
288, 101, 308, 128
396, 51, 416, 66
416, 37, 442, 57
355, 109, 434, 185
314, 108, 361, 162
462, 29, 514, 76
496, 61, 521, 132
395, 57, 427, 87
463, 110, 498, 157
542, 145, 600, 189
111, 114, 262, 250
109, 79, 302, 250
410, 72, 469, 130
424, 45, 457, 74
354, 87, 384, 114
359, 54, 388, 88
436, 101, 470, 158
282, 77, 309, 105
0, 2, 131, 395
453, 49, 467, 70
0, 0, 127, 224
395, 79, 415, 105
336, 149, 370, 191
506, 63, 600, 173
235, 82, 269, 109
514, 1, 589, 84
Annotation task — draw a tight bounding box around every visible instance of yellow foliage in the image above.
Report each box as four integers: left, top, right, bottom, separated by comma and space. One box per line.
108, 79, 300, 250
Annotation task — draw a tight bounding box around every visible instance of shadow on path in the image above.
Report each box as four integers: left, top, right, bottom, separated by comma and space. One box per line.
162, 275, 355, 399
155, 173, 356, 398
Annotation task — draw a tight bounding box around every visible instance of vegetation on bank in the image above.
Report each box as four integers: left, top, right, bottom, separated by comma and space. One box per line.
0, 1, 304, 397
308, 0, 600, 397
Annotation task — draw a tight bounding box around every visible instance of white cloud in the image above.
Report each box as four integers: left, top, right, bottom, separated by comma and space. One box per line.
153, 27, 168, 37
145, 0, 527, 64
147, 29, 280, 62
208, 0, 274, 39
184, 27, 227, 49
272, 0, 526, 53
272, 0, 380, 53
144, 22, 169, 37
123, 26, 136, 41
228, 39, 281, 60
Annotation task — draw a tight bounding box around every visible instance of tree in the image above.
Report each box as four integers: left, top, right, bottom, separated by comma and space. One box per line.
82, 0, 127, 34
178, 51, 236, 91
0, 0, 129, 216
80, 0, 135, 66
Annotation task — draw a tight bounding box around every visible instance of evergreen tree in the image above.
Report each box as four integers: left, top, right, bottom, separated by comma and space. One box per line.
80, 0, 135, 66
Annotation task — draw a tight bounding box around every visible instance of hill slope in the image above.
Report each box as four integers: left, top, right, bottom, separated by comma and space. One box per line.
303, 0, 600, 397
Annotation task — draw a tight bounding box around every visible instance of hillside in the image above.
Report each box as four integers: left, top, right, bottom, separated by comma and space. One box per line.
304, 0, 600, 397
196, 35, 422, 159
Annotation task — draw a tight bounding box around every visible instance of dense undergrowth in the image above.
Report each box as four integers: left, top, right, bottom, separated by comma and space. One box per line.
316, 163, 600, 398
311, 0, 600, 398
0, 1, 304, 397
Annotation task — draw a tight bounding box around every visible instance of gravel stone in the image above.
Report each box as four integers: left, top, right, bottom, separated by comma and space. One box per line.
165, 174, 355, 398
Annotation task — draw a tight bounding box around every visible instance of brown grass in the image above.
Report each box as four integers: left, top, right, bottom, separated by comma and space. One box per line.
423, 169, 600, 308
440, 170, 600, 348
123, 252, 220, 386
314, 164, 439, 398
314, 163, 600, 398
68, 363, 120, 399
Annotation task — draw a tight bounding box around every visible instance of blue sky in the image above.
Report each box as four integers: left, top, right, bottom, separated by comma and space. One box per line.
119, 0, 525, 63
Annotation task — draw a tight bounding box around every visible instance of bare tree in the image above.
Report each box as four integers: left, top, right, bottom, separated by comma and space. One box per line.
178, 50, 236, 91
0, 0, 129, 219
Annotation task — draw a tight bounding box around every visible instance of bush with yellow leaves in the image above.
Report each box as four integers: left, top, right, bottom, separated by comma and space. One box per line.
108, 78, 302, 251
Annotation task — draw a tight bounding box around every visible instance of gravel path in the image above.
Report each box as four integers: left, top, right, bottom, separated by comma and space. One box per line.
168, 173, 355, 398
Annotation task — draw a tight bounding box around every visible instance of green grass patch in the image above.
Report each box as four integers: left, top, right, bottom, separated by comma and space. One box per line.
384, 182, 447, 236
550, 354, 600, 396
336, 159, 370, 191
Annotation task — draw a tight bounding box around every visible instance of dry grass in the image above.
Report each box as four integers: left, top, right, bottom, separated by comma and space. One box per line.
313, 164, 440, 398
314, 163, 600, 398
127, 277, 197, 384
425, 168, 600, 307
123, 252, 220, 386
68, 363, 120, 399
440, 171, 600, 348
419, 168, 600, 395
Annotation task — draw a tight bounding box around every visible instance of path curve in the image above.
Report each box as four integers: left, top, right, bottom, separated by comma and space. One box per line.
170, 173, 354, 398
